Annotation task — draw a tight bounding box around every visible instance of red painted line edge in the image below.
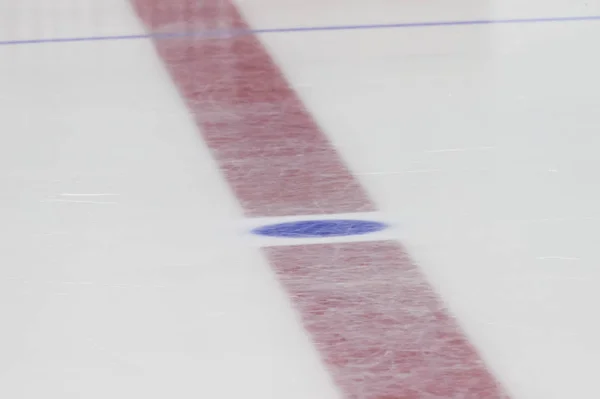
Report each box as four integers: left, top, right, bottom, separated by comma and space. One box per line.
267, 242, 509, 399
130, 0, 374, 218
130, 1, 510, 398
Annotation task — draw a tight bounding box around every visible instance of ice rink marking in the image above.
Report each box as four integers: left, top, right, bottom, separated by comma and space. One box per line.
130, 0, 511, 397
1, 14, 600, 47
241, 212, 405, 247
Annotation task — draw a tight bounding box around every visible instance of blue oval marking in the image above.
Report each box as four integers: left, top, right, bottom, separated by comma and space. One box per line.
252, 219, 388, 238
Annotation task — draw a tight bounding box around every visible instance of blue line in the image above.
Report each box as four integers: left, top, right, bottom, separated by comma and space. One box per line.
0, 34, 150, 46
253, 14, 600, 34
1, 14, 599, 47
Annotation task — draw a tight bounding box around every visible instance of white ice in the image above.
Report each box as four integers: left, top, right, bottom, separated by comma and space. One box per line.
2, 0, 600, 398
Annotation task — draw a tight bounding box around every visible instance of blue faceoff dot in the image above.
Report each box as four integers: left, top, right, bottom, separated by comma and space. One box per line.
251, 219, 388, 238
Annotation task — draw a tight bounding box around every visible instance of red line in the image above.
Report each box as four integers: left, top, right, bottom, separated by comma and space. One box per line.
130, 0, 373, 218
266, 242, 508, 398
130, 1, 509, 397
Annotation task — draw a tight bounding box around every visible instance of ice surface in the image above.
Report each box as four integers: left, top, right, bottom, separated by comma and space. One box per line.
2, 0, 600, 398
